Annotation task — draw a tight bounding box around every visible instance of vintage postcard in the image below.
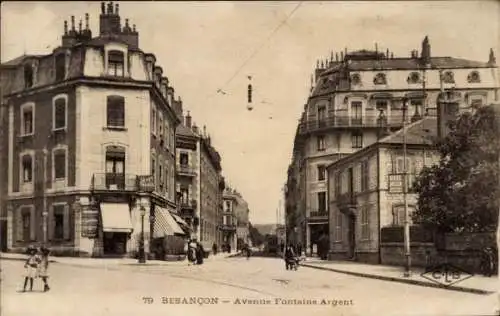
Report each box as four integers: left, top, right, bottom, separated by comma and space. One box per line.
0, 1, 499, 316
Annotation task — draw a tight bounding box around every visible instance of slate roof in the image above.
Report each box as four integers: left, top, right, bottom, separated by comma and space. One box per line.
176, 124, 198, 138
1, 54, 46, 67
379, 116, 438, 145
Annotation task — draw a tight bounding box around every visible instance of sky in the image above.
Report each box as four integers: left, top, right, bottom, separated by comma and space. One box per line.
1, 1, 499, 224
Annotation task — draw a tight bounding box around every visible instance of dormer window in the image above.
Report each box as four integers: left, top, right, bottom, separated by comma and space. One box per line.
24, 64, 33, 88
55, 54, 66, 82
407, 72, 421, 84
373, 73, 387, 85
441, 71, 455, 84
467, 71, 481, 83
350, 73, 361, 86
108, 50, 124, 76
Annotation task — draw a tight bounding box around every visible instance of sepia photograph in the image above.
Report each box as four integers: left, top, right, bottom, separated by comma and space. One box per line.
0, 1, 499, 315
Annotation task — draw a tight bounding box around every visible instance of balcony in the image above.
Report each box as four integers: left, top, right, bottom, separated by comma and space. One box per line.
388, 173, 417, 193
298, 114, 405, 134
179, 208, 195, 219
218, 224, 237, 232
91, 173, 138, 192
309, 210, 328, 218
180, 199, 197, 209
177, 164, 196, 177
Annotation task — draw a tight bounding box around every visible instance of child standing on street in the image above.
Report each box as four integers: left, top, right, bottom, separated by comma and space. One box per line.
22, 247, 39, 292
37, 247, 50, 292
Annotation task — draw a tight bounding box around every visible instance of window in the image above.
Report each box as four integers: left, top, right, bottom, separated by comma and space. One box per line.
350, 73, 361, 86
105, 147, 125, 189
335, 212, 343, 241
317, 192, 326, 213
351, 131, 363, 148
107, 50, 124, 76
407, 72, 421, 84
467, 71, 481, 83
21, 105, 34, 136
55, 54, 66, 81
53, 97, 67, 130
317, 106, 326, 121
164, 167, 168, 192
441, 71, 455, 84
395, 157, 412, 174
17, 206, 35, 242
317, 165, 326, 181
361, 160, 369, 191
106, 96, 125, 128
361, 206, 369, 239
351, 101, 362, 125
334, 172, 341, 197
53, 149, 66, 179
180, 153, 189, 166
151, 108, 156, 134
317, 135, 326, 151
392, 206, 414, 226
375, 100, 388, 111
373, 73, 387, 85
470, 98, 483, 109
151, 157, 156, 184
53, 204, 65, 240
24, 65, 33, 88
22, 154, 33, 183
159, 164, 163, 189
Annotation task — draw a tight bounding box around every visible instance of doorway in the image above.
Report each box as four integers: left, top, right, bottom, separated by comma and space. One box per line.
103, 232, 128, 256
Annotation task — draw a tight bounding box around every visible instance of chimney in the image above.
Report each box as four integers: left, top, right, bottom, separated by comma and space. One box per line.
185, 111, 192, 128
421, 35, 431, 66
192, 123, 199, 135
488, 48, 496, 66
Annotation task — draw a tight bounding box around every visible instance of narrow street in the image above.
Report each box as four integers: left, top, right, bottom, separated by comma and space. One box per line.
2, 257, 496, 316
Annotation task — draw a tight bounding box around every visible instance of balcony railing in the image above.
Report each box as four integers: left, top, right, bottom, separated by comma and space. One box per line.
388, 173, 417, 193
218, 224, 237, 232
337, 191, 357, 208
91, 173, 138, 191
180, 199, 197, 209
177, 164, 196, 176
309, 210, 328, 218
298, 114, 405, 134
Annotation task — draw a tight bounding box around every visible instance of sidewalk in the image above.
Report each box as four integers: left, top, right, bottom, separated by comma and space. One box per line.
0, 252, 232, 269
301, 258, 498, 295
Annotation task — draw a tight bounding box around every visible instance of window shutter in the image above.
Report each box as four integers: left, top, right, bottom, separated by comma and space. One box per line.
16, 209, 23, 241
29, 208, 36, 241
48, 205, 55, 240
63, 204, 70, 240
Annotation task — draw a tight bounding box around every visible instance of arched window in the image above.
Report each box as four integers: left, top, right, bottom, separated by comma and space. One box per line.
373, 73, 387, 85
467, 71, 481, 83
24, 64, 33, 88
53, 96, 67, 130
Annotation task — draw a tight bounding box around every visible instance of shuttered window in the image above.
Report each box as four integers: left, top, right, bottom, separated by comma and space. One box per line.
53, 97, 66, 130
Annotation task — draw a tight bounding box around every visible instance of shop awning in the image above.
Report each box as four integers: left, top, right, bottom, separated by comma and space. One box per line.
100, 203, 133, 233
153, 206, 185, 238
172, 213, 192, 233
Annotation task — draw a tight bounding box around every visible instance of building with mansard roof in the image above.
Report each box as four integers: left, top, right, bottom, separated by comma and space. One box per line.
0, 2, 192, 258
284, 36, 499, 257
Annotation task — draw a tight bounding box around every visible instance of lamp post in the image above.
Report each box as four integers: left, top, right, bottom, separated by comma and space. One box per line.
138, 205, 146, 263
402, 97, 412, 277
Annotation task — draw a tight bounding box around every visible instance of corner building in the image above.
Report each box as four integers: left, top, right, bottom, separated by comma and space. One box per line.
1, 2, 186, 257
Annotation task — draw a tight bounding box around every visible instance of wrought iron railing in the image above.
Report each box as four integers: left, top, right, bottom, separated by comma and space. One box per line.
180, 199, 197, 209
91, 173, 138, 191
309, 210, 328, 218
177, 164, 196, 175
298, 114, 406, 134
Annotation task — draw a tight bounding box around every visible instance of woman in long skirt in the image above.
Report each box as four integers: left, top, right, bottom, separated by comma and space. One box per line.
37, 247, 50, 292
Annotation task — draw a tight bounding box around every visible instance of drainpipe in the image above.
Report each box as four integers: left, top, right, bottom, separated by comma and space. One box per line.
377, 146, 381, 264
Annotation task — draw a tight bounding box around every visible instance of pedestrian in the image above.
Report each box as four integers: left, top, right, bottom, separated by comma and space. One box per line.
187, 239, 197, 265
196, 242, 205, 265
21, 246, 39, 292
227, 243, 231, 254
37, 247, 50, 292
284, 245, 296, 270
212, 243, 218, 256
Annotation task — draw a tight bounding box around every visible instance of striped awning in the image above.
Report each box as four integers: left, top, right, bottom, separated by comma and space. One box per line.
153, 206, 185, 238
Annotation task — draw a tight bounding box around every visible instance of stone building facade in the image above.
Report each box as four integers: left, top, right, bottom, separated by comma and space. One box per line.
0, 2, 187, 257
285, 36, 499, 257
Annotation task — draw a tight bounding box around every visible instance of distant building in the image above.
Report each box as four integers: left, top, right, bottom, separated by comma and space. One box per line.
285, 36, 499, 257
222, 187, 250, 251
0, 2, 189, 257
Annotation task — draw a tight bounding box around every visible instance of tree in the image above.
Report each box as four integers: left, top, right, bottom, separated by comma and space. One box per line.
248, 222, 265, 246
412, 105, 499, 233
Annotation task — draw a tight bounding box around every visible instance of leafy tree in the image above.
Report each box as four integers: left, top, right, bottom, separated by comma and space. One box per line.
248, 222, 265, 246
412, 105, 499, 233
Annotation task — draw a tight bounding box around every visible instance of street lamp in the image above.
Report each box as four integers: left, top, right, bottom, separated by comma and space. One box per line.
138, 205, 146, 264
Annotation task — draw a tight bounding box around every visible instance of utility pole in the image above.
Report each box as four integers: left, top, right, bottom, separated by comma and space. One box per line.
402, 97, 411, 277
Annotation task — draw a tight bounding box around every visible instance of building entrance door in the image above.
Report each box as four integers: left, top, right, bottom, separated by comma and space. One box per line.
103, 232, 128, 256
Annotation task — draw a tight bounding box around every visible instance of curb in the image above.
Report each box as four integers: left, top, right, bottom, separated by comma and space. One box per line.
301, 263, 494, 295
2, 257, 58, 263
